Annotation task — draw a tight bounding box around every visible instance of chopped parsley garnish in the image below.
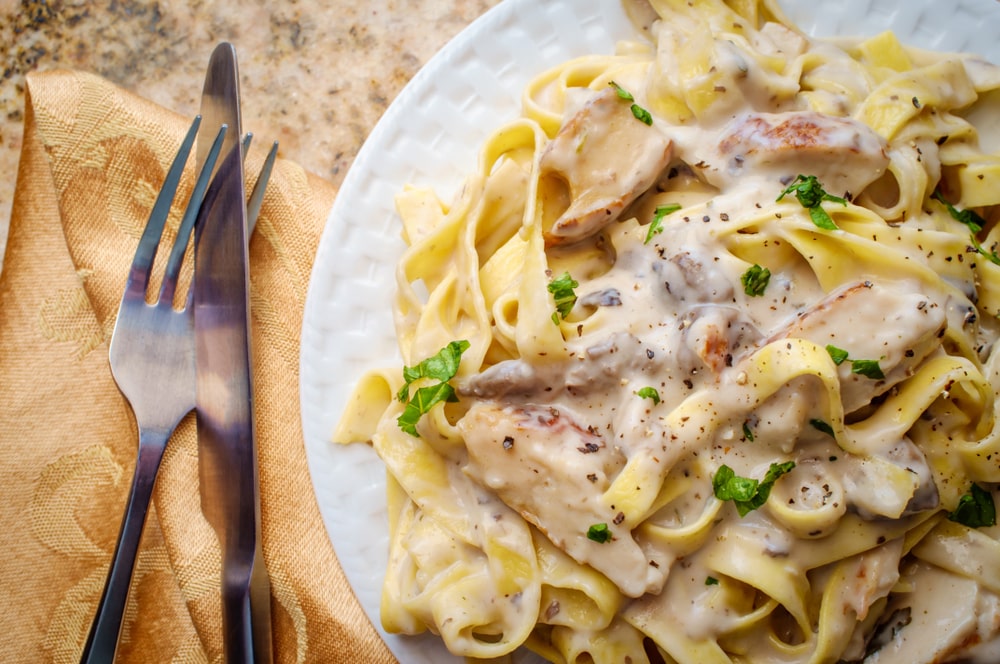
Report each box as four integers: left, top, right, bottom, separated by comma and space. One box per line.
644, 203, 682, 244
742, 420, 754, 442
970, 234, 1000, 266
712, 461, 795, 517
824, 345, 884, 379
397, 340, 470, 401
397, 383, 460, 437
608, 81, 653, 126
637, 386, 661, 405
631, 105, 654, 125
547, 271, 579, 325
741, 264, 771, 297
587, 522, 613, 543
948, 483, 996, 529
850, 358, 885, 380
810, 419, 835, 437
705, 576, 720, 586
776, 174, 846, 230
609, 81, 634, 101
932, 188, 985, 234
826, 344, 850, 366
396, 340, 470, 436
932, 189, 1000, 266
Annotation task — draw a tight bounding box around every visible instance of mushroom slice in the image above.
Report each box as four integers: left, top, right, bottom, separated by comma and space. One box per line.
458, 332, 650, 401
542, 87, 673, 245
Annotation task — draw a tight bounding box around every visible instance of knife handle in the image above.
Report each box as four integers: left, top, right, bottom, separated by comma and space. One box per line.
222, 545, 273, 663
80, 429, 169, 663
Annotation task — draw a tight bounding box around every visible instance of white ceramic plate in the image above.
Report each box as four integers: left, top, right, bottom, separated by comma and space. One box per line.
299, 1, 1000, 662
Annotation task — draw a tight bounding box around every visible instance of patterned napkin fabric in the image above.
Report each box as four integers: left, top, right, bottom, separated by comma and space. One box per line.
0, 70, 395, 663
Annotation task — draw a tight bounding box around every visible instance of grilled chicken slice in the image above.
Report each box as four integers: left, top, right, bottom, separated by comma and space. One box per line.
865, 562, 1000, 663
542, 87, 673, 245
718, 111, 889, 198
460, 402, 668, 597
770, 281, 947, 414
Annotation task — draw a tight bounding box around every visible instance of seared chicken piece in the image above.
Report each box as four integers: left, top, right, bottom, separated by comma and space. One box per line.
718, 111, 889, 198
459, 402, 668, 597
770, 281, 946, 414
845, 539, 903, 622
865, 562, 1000, 663
542, 87, 673, 245
680, 305, 762, 376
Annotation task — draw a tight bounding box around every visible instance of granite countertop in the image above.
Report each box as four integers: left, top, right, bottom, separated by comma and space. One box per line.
0, 0, 502, 274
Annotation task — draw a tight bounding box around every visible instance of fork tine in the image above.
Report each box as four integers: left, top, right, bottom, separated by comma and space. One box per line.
125, 116, 201, 298
238, 131, 279, 233
247, 141, 279, 235
178, 139, 279, 310
159, 123, 228, 305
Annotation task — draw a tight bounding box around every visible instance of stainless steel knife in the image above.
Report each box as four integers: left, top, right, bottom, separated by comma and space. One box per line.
195, 43, 273, 664
197, 43, 241, 179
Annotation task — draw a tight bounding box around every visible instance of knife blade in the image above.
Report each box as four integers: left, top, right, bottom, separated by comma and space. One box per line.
198, 43, 241, 178
194, 43, 273, 664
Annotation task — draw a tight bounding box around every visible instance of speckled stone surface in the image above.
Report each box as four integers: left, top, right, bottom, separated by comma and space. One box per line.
0, 0, 502, 273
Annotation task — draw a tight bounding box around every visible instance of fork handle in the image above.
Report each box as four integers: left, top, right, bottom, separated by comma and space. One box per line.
80, 428, 169, 663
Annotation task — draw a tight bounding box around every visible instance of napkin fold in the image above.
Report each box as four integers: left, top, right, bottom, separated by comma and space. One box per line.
0, 69, 395, 663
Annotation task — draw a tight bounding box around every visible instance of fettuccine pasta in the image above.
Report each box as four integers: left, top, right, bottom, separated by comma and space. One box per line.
334, 1, 1000, 661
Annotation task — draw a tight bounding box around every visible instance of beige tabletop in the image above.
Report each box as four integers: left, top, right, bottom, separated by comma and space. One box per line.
0, 0, 501, 275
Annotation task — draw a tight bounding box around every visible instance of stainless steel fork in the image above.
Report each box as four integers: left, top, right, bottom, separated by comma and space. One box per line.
80, 116, 226, 663
80, 117, 279, 663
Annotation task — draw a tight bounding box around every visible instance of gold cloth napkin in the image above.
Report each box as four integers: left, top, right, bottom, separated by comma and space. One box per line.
0, 69, 396, 663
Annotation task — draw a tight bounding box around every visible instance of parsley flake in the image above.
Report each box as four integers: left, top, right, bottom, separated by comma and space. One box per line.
644, 203, 681, 244
587, 523, 612, 543
396, 340, 470, 436
637, 386, 661, 405
970, 234, 1000, 266
713, 461, 795, 517
826, 345, 850, 366
948, 483, 996, 528
810, 419, 835, 437
932, 189, 985, 234
397, 382, 459, 437
397, 340, 470, 402
777, 175, 846, 230
850, 359, 885, 380
547, 272, 579, 324
608, 81, 653, 126
608, 81, 634, 101
705, 576, 720, 586
742, 420, 754, 442
741, 264, 771, 297
631, 104, 654, 125
824, 345, 884, 379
